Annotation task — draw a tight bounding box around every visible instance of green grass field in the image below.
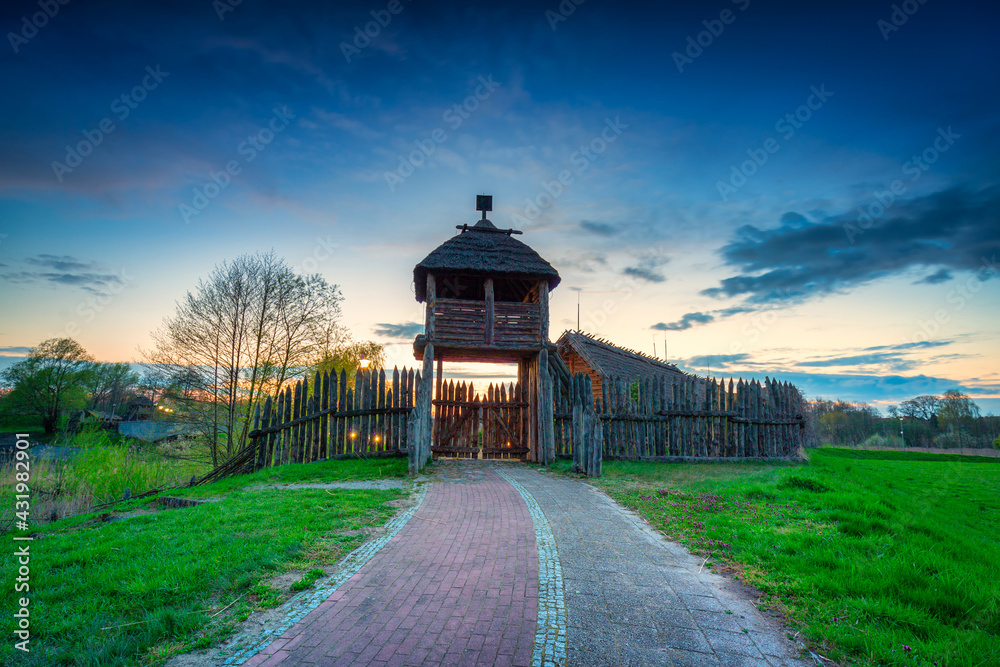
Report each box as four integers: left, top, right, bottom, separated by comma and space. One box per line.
568, 448, 1000, 666
1, 457, 411, 666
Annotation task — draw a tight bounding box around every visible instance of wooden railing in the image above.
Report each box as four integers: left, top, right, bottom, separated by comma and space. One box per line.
433, 299, 541, 347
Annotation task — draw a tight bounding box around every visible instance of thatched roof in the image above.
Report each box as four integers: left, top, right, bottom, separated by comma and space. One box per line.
556, 330, 687, 382
413, 218, 560, 302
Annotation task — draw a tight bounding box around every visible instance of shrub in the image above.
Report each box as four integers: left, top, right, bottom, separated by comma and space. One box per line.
861, 434, 889, 448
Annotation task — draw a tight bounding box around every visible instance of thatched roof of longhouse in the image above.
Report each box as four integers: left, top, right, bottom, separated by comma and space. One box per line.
556, 330, 687, 382
413, 218, 560, 302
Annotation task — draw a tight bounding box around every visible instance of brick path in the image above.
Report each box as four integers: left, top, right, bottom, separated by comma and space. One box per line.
243, 466, 538, 666
232, 461, 813, 666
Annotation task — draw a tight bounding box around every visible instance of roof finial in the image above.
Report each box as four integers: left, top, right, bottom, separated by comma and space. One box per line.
476, 194, 492, 220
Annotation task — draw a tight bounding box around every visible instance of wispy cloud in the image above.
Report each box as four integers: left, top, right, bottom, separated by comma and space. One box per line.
651, 312, 714, 330
2, 255, 126, 295
579, 220, 622, 237
372, 322, 423, 339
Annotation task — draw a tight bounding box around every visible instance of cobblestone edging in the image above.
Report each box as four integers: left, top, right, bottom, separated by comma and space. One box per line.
496, 469, 567, 667
221, 485, 428, 665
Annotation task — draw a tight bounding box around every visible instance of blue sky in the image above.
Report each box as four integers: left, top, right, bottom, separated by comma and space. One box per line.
1, 0, 998, 413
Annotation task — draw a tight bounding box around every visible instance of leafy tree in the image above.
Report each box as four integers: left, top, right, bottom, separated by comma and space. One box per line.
936, 389, 981, 446
312, 339, 386, 384
0, 338, 94, 433
899, 395, 940, 421
145, 251, 343, 464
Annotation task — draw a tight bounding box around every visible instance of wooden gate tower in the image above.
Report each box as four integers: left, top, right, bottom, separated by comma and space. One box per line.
411, 196, 561, 463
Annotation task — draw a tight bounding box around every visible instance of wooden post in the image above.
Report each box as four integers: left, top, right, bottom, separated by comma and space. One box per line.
425, 273, 436, 342
485, 277, 494, 344
538, 348, 555, 464
421, 342, 435, 466
538, 280, 549, 343
408, 377, 422, 474
571, 374, 583, 473
527, 355, 538, 462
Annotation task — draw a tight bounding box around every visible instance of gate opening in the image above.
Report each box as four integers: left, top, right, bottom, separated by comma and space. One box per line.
431, 362, 528, 460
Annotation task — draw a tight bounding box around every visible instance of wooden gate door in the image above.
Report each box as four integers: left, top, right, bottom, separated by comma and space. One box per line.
481, 382, 529, 460
432, 381, 480, 458
432, 381, 530, 460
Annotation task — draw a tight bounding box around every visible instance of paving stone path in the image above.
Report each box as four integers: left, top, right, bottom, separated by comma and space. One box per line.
235, 461, 813, 666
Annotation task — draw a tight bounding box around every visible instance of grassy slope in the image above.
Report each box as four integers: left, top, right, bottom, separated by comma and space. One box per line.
571, 448, 1000, 667
1, 457, 411, 666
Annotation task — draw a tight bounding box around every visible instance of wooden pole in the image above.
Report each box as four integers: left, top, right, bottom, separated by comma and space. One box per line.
485, 277, 494, 345
421, 342, 435, 466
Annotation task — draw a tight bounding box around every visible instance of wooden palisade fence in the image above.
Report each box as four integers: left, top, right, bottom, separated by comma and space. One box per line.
195, 367, 427, 485
554, 372, 805, 472
197, 367, 804, 485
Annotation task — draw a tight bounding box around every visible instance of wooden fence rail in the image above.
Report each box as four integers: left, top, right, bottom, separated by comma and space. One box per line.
555, 372, 805, 464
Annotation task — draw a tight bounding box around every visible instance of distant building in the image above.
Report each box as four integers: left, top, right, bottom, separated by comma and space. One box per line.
555, 330, 690, 401
124, 396, 155, 421
68, 409, 122, 432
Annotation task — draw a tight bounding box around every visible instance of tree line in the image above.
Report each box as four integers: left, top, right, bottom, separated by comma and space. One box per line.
0, 251, 385, 466
809, 390, 999, 449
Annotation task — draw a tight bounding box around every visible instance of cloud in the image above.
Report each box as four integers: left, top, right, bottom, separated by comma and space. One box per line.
2, 255, 127, 295
372, 322, 423, 339
623, 266, 665, 283
797, 353, 917, 371
861, 340, 952, 353
557, 252, 606, 273
579, 220, 621, 236
0, 346, 32, 356
683, 353, 751, 368
623, 249, 670, 283
915, 268, 953, 285
701, 185, 1000, 304
27, 255, 93, 272
651, 312, 714, 330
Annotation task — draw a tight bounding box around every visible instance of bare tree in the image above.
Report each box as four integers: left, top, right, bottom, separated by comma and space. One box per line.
86, 362, 141, 415
145, 252, 342, 464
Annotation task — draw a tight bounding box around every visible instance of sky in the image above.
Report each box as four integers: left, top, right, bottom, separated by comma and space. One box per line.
1, 0, 998, 413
